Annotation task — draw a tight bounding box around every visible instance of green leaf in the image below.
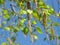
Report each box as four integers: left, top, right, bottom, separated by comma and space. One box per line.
18, 18, 26, 27
53, 22, 59, 26
2, 21, 6, 24
2, 9, 10, 20
47, 18, 51, 22
39, 1, 45, 8
22, 27, 29, 35
32, 20, 36, 25
4, 27, 10, 31
43, 9, 50, 15
3, 10, 8, 14
32, 12, 39, 19
0, 0, 4, 4
18, 9, 27, 14
46, 5, 50, 9
1, 42, 7, 45
27, 10, 33, 14
48, 8, 54, 14
56, 12, 60, 17
35, 26, 42, 34
3, 14, 10, 19
13, 27, 19, 33
20, 18, 26, 23
39, 1, 44, 6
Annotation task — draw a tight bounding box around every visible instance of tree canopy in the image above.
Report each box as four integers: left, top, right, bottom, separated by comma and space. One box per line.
0, 0, 60, 45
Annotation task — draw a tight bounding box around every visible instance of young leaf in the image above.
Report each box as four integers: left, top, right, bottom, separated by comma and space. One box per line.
3, 10, 8, 14
32, 12, 39, 19
4, 27, 10, 31
48, 8, 54, 14
27, 10, 33, 14
22, 27, 29, 35
18, 9, 27, 14
1, 42, 7, 45
53, 22, 59, 26
20, 18, 26, 23
3, 14, 10, 20
32, 20, 36, 25
35, 26, 42, 34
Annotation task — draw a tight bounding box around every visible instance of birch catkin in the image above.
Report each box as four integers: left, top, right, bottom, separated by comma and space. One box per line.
27, 1, 33, 42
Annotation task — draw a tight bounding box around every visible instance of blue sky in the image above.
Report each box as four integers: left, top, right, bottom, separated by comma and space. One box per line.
0, 0, 60, 45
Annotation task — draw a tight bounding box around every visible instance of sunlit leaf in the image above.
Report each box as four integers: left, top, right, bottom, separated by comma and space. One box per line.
4, 27, 10, 31
32, 12, 39, 19
1, 42, 7, 45
43, 9, 50, 15
35, 26, 42, 34
3, 10, 8, 14
48, 8, 54, 14
3, 14, 10, 20
27, 10, 33, 14
56, 12, 60, 17
39, 1, 45, 8
32, 20, 36, 25
18, 9, 27, 14
20, 18, 26, 23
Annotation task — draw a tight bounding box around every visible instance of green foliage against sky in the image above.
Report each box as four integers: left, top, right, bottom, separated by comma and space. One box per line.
0, 0, 60, 45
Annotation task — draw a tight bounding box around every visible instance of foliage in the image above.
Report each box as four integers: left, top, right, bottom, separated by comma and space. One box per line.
0, 0, 60, 45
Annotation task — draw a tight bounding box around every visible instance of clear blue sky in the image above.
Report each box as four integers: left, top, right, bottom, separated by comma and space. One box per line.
0, 0, 60, 45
